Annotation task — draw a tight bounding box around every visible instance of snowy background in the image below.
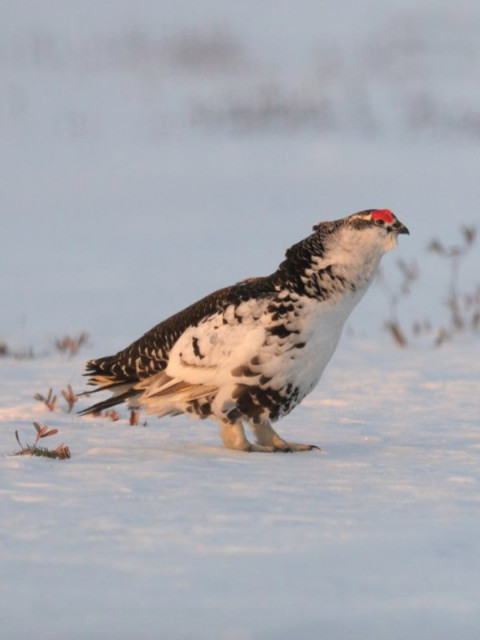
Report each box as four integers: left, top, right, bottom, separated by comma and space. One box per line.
1, 1, 480, 638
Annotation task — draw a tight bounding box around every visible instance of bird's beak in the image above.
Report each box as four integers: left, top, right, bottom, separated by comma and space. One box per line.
392, 221, 410, 235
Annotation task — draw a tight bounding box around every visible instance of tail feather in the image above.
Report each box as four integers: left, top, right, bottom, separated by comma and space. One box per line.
80, 359, 218, 419
78, 388, 139, 416
135, 372, 218, 416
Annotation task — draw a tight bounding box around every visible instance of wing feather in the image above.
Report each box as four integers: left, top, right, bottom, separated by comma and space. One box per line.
82, 277, 277, 415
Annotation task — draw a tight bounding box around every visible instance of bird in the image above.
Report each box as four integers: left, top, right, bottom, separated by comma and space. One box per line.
81, 209, 409, 452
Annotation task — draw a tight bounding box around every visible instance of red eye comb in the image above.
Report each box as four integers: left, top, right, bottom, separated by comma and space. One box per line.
372, 209, 395, 224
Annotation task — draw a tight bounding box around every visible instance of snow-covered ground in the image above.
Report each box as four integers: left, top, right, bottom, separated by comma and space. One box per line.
2, 340, 480, 639
2, 1, 480, 638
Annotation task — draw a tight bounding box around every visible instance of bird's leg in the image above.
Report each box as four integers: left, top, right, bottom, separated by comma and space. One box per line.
219, 420, 252, 451
219, 420, 279, 452
248, 419, 321, 453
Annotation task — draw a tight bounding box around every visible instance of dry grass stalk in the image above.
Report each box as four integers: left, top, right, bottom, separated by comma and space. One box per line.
62, 384, 78, 412
384, 320, 407, 348
55, 332, 89, 357
34, 388, 57, 411
380, 225, 478, 348
428, 225, 479, 342
378, 258, 419, 348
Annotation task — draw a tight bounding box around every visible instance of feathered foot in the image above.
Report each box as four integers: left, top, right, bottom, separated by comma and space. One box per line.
282, 442, 321, 452
219, 419, 320, 453
249, 419, 320, 452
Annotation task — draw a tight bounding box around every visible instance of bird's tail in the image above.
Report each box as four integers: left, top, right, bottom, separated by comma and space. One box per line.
78, 386, 139, 416
135, 372, 218, 417
79, 356, 140, 416
79, 365, 218, 419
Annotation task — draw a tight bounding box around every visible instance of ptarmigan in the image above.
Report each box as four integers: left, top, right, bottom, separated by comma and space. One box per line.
81, 209, 409, 452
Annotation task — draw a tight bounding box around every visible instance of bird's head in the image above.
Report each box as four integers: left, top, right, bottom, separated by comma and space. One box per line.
313, 209, 409, 256
345, 209, 409, 252
277, 209, 409, 293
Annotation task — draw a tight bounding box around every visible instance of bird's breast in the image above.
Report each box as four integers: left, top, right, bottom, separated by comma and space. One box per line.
258, 290, 365, 401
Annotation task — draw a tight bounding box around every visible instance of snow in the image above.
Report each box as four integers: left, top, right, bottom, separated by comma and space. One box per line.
2, 1, 480, 638
2, 341, 480, 639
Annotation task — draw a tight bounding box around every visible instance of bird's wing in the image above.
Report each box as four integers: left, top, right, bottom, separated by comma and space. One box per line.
165, 299, 269, 383
82, 280, 275, 417
84, 277, 276, 391
134, 301, 269, 415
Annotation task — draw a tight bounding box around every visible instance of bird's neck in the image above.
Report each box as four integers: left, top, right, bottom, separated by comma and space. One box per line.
274, 232, 383, 301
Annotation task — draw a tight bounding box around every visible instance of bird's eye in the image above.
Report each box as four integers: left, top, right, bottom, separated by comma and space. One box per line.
375, 218, 385, 226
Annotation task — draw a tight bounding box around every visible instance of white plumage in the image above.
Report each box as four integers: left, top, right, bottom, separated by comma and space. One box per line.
82, 209, 409, 452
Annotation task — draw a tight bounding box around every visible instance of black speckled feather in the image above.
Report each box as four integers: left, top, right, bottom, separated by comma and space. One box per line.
84, 220, 336, 391
84, 277, 278, 387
